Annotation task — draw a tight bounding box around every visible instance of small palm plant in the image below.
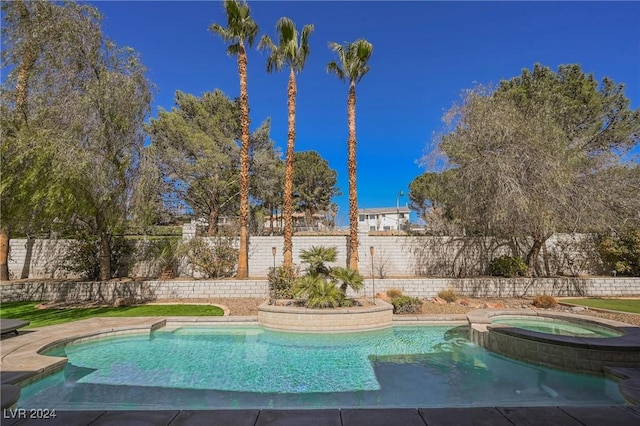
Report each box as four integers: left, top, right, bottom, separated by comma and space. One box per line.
294, 275, 342, 308
330, 266, 364, 298
299, 245, 337, 276
151, 238, 181, 280
294, 246, 365, 308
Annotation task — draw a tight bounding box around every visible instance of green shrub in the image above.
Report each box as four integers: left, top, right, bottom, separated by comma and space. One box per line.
268, 265, 298, 299
391, 295, 423, 314
294, 275, 343, 308
61, 235, 132, 280
532, 294, 557, 309
177, 237, 237, 278
386, 288, 403, 299
598, 230, 640, 276
437, 288, 458, 303
489, 255, 527, 277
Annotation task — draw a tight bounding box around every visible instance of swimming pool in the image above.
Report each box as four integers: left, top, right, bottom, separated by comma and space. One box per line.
19, 326, 624, 410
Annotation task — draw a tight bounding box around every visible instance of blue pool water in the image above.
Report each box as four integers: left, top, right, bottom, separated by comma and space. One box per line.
19, 326, 624, 410
491, 317, 622, 338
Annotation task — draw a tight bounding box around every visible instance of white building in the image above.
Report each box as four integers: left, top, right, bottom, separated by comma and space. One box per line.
358, 206, 411, 232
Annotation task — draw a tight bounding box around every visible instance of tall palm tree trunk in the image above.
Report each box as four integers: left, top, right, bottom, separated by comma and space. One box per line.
236, 45, 250, 278
283, 69, 296, 269
347, 82, 359, 271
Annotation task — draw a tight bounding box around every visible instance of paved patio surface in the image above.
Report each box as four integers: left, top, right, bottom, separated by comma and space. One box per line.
1, 407, 639, 426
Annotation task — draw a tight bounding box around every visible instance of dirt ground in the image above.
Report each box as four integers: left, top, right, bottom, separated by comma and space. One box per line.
184, 296, 640, 326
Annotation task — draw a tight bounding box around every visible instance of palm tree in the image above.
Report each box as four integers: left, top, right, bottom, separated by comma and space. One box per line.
209, 0, 259, 279
258, 18, 313, 270
326, 39, 373, 272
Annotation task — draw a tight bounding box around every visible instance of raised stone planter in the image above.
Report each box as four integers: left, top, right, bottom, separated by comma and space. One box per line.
257, 299, 394, 332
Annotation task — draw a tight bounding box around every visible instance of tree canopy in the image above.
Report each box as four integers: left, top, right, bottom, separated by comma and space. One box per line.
1, 0, 153, 280
292, 151, 340, 226
432, 63, 640, 275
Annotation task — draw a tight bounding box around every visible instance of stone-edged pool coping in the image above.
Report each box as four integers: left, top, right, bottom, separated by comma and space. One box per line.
467, 309, 640, 351
1, 312, 639, 408
467, 309, 640, 405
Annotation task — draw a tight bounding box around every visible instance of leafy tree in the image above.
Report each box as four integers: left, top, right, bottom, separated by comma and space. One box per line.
0, 0, 102, 280
292, 151, 340, 226
435, 64, 640, 275
258, 17, 313, 269
248, 118, 284, 234
408, 171, 455, 222
146, 90, 241, 236
327, 39, 373, 271
210, 0, 259, 279
598, 229, 640, 276
147, 91, 280, 238
1, 0, 152, 281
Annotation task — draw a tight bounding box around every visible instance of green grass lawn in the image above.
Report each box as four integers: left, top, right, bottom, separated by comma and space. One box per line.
561, 298, 640, 314
0, 301, 224, 328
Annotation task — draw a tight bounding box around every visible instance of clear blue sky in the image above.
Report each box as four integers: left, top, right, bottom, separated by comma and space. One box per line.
90, 0, 640, 226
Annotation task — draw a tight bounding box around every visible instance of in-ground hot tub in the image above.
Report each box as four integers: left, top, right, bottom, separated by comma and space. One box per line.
467, 309, 640, 376
489, 316, 624, 338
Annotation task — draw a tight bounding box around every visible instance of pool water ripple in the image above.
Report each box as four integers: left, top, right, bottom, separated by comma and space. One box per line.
19, 325, 626, 410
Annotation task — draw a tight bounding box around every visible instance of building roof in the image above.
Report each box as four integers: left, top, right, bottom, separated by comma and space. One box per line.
358, 206, 411, 214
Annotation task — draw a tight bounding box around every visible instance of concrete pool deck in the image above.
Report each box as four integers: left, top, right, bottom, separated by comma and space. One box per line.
1, 315, 639, 425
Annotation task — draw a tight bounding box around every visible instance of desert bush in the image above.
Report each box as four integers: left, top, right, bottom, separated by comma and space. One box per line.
61, 235, 132, 280
391, 295, 423, 314
386, 288, 403, 299
597, 230, 640, 276
177, 237, 237, 278
437, 288, 458, 303
489, 255, 527, 277
532, 294, 557, 309
268, 265, 298, 299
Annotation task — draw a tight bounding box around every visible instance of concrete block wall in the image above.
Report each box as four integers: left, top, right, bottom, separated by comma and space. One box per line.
2, 277, 638, 303
4, 233, 611, 280
363, 277, 640, 298
246, 235, 348, 276
7, 239, 76, 279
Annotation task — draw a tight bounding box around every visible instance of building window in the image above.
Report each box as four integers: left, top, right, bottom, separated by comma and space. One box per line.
399, 213, 405, 218
358, 214, 365, 222
383, 226, 391, 230
369, 226, 376, 231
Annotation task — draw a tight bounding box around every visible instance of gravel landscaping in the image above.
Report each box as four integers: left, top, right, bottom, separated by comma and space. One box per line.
173, 297, 640, 326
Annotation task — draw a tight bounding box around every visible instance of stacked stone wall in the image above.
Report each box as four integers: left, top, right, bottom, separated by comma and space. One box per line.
2, 277, 638, 303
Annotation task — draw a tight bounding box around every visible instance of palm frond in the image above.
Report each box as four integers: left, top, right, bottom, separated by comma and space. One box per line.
331, 266, 364, 294
326, 61, 345, 82
327, 39, 373, 84
211, 0, 259, 51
